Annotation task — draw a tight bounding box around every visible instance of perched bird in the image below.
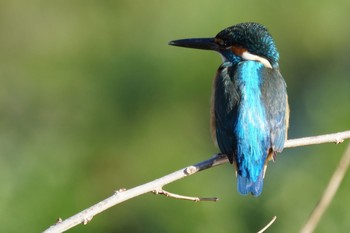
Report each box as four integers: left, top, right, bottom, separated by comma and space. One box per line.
169, 22, 289, 196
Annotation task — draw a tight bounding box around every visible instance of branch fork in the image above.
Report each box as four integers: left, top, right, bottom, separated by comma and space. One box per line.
43, 130, 350, 233
152, 187, 219, 202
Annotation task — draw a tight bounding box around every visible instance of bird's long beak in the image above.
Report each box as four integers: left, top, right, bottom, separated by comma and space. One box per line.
168, 38, 219, 51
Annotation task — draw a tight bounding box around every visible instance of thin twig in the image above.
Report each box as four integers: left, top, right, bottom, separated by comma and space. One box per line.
299, 142, 350, 233
43, 130, 350, 233
284, 130, 350, 148
43, 153, 227, 233
257, 216, 277, 233
153, 188, 219, 202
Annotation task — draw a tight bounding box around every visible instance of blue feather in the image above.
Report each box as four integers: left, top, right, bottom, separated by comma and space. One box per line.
234, 61, 270, 195
237, 171, 264, 196
169, 22, 289, 196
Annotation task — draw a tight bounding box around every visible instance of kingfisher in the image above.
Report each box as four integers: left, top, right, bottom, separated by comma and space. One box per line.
169, 22, 289, 196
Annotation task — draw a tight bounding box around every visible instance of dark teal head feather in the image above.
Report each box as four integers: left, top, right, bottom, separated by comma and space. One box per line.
216, 22, 280, 67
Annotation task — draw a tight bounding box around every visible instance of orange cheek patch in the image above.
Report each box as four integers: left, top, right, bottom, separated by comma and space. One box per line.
231, 45, 247, 56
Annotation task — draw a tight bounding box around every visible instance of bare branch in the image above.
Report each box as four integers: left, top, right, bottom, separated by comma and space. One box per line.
43, 153, 227, 233
257, 216, 277, 233
43, 130, 350, 233
284, 130, 350, 148
299, 142, 350, 233
153, 188, 219, 202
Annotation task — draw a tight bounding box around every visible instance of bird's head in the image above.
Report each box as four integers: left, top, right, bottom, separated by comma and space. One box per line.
169, 22, 279, 69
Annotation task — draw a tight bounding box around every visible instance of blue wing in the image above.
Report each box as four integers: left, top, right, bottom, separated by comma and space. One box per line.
260, 68, 288, 152
212, 61, 276, 196
211, 62, 239, 163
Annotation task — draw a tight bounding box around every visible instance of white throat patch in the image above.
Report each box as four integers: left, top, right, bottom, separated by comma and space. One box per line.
241, 51, 272, 69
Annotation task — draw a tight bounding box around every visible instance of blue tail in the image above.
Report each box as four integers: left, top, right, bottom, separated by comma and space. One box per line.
237, 171, 264, 197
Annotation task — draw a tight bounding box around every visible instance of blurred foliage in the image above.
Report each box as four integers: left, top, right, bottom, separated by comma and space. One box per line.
0, 1, 350, 232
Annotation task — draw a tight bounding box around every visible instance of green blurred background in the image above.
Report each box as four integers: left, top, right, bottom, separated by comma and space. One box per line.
1, 1, 350, 232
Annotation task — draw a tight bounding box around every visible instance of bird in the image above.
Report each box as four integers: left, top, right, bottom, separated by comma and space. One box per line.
169, 22, 289, 196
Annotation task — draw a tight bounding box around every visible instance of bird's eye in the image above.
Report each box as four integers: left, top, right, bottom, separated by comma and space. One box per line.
215, 38, 226, 47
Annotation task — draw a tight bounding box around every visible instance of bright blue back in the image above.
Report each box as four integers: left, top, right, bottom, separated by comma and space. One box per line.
234, 61, 270, 196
